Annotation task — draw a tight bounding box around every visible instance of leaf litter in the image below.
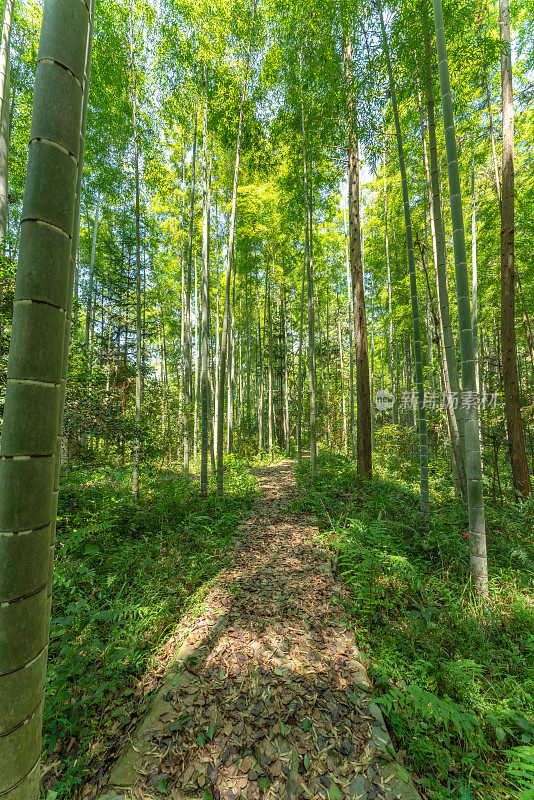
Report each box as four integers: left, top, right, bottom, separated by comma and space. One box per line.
99, 461, 418, 800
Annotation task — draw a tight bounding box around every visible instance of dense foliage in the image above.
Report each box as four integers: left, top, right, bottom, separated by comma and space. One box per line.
46, 460, 257, 795
297, 447, 534, 800
0, 0, 532, 798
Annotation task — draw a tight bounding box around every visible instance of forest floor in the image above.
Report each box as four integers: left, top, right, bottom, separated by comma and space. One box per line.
96, 459, 420, 800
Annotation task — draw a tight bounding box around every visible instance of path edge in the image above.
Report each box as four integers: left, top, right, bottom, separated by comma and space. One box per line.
99, 613, 228, 798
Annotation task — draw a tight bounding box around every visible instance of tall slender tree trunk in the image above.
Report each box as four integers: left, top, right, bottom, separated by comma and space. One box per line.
316, 284, 325, 427
184, 109, 197, 476
257, 284, 264, 456
344, 35, 372, 480
308, 186, 318, 475
499, 0, 531, 499
227, 265, 236, 454
201, 70, 210, 496
344, 206, 356, 455
207, 142, 214, 472
422, 22, 467, 498
217, 0, 256, 493
472, 155, 479, 394
142, 240, 146, 401
277, 291, 284, 447
297, 259, 305, 460
0, 3, 91, 796
283, 289, 291, 456
160, 306, 171, 461
405, 338, 416, 434
337, 291, 347, 452
130, 12, 142, 497
420, 239, 464, 480
246, 273, 251, 424
383, 150, 398, 425
432, 0, 489, 591
300, 75, 317, 477
417, 52, 466, 497
121, 239, 129, 466
241, 298, 246, 426
485, 76, 501, 207
368, 255, 375, 449
423, 203, 434, 391
0, 0, 14, 250
194, 255, 200, 458
379, 1, 429, 522
84, 191, 101, 348
178, 152, 186, 458
325, 291, 331, 448
214, 196, 220, 440
267, 251, 274, 452
471, 157, 486, 474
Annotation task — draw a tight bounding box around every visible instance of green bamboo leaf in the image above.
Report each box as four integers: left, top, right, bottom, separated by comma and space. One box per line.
328, 781, 342, 799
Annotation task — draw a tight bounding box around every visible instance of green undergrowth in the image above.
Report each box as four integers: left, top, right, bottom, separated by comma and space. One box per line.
295, 449, 534, 800
43, 457, 257, 798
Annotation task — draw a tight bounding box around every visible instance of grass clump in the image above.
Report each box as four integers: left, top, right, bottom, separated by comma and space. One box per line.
44, 459, 257, 798
296, 447, 534, 800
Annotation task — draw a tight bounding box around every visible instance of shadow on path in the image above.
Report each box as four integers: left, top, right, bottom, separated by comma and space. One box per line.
95, 461, 420, 800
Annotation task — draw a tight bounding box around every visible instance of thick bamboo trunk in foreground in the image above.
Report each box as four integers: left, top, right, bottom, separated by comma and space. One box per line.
0, 0, 14, 248
0, 3, 91, 796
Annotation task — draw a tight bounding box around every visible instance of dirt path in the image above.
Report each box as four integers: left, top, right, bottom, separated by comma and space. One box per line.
99, 460, 420, 800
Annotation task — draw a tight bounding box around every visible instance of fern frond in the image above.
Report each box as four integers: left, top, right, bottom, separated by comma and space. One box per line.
506, 746, 534, 799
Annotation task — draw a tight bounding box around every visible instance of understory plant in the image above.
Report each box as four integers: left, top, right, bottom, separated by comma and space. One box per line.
296, 446, 534, 800
43, 459, 257, 798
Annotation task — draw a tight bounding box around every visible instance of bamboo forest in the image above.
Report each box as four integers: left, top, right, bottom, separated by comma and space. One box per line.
1, 0, 534, 798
